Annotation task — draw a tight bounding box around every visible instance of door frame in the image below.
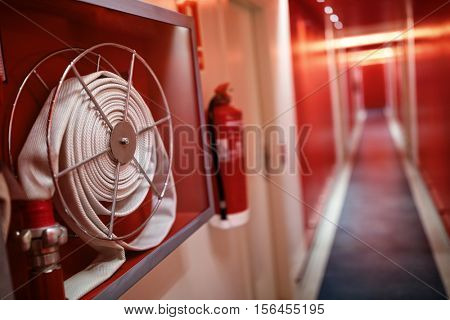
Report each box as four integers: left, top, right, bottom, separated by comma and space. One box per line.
222, 0, 307, 299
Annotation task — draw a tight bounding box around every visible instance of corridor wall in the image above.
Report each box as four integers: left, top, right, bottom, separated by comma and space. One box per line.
289, 1, 336, 244
413, 0, 450, 235
121, 0, 304, 299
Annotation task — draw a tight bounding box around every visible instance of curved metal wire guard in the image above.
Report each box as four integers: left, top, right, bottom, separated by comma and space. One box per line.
8, 47, 119, 173
10, 43, 174, 242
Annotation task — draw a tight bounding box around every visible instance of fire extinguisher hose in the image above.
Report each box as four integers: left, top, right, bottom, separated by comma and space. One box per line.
17, 71, 177, 299
207, 98, 228, 220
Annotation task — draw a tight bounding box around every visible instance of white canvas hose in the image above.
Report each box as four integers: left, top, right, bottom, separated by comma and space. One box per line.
17, 71, 176, 299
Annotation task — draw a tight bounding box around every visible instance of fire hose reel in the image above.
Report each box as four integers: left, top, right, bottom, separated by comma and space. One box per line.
7, 43, 177, 299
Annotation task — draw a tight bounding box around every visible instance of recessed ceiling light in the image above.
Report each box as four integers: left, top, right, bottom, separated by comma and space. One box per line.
324, 6, 333, 14
334, 21, 343, 30
330, 14, 339, 23
317, 0, 325, 3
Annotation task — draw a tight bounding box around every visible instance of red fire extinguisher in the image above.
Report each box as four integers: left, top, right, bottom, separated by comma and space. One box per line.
207, 83, 249, 229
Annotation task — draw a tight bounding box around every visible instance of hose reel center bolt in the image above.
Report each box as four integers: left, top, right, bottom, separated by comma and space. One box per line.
110, 121, 137, 164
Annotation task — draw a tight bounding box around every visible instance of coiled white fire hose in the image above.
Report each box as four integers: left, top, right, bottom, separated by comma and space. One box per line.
18, 71, 176, 299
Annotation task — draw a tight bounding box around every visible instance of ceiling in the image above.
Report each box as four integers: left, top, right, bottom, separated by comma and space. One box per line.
322, 0, 406, 29
300, 0, 450, 35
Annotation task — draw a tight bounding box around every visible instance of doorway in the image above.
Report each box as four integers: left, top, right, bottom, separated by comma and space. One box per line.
224, 0, 277, 299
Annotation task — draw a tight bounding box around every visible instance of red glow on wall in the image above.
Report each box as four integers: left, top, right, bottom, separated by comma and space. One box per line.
414, 1, 450, 234
176, 0, 204, 70
289, 1, 336, 244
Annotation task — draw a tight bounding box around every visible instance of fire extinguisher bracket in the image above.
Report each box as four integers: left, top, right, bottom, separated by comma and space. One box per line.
209, 209, 250, 229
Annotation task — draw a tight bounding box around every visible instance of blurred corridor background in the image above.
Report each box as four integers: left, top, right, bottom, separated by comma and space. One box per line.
119, 0, 449, 300
0, 0, 449, 301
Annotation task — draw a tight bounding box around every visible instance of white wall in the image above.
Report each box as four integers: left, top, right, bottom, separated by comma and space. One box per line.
121, 0, 303, 299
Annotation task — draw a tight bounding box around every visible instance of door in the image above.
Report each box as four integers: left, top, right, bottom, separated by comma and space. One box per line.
362, 63, 387, 109
224, 0, 277, 299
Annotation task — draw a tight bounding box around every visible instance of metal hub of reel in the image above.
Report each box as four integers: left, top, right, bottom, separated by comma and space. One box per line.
110, 120, 137, 165
9, 43, 174, 243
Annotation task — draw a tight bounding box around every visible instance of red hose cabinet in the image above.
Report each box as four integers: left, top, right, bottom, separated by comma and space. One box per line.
0, 0, 214, 299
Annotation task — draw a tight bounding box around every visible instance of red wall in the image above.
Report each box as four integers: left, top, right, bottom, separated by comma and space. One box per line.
362, 63, 386, 109
289, 1, 336, 242
414, 0, 450, 234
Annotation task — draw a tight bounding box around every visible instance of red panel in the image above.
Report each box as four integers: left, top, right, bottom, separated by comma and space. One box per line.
290, 1, 336, 244
362, 63, 386, 109
413, 0, 450, 235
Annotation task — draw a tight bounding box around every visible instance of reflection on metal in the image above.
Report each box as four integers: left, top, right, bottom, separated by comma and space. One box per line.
110, 121, 137, 165
0, 40, 5, 82
137, 115, 171, 135
123, 52, 136, 122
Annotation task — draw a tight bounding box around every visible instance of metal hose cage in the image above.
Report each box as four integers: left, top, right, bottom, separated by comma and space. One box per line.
8, 47, 120, 173
8, 43, 174, 242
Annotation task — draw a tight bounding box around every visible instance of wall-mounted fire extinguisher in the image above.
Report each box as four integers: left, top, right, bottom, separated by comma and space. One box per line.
207, 83, 249, 229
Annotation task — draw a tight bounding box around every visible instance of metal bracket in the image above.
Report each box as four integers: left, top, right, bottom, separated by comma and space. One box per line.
15, 224, 68, 270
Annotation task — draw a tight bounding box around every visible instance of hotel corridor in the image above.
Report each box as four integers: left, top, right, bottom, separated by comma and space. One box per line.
1, 0, 450, 308
318, 109, 446, 299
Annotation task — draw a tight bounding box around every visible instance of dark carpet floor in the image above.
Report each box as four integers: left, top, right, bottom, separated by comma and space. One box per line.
318, 109, 447, 299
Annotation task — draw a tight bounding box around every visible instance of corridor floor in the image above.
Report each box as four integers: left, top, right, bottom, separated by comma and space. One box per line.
318, 109, 447, 299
